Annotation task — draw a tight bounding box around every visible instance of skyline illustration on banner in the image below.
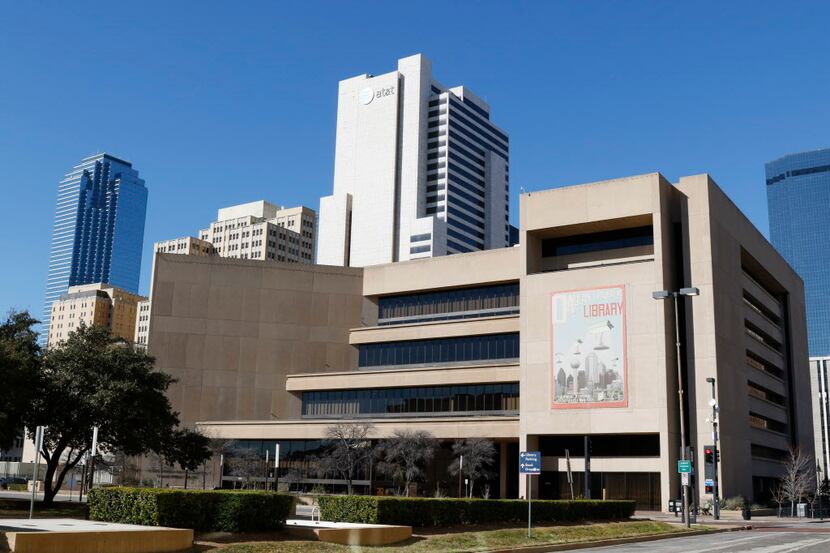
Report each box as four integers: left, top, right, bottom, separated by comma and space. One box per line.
551, 286, 627, 409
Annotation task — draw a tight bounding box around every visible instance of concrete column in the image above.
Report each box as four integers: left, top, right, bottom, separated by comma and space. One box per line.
499, 442, 508, 499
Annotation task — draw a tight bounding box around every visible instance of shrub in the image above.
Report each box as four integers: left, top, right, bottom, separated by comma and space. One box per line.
724, 495, 747, 510
88, 487, 295, 532
316, 496, 634, 527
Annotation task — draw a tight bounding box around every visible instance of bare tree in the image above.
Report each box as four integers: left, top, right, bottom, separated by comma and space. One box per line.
226, 448, 264, 489
283, 468, 304, 492
782, 447, 814, 516
322, 422, 375, 495
771, 481, 787, 518
204, 432, 234, 488
376, 430, 436, 496
448, 438, 496, 498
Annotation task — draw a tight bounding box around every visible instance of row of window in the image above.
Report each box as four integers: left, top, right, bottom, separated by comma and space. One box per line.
358, 332, 519, 368
301, 383, 520, 418
767, 163, 830, 185
743, 292, 783, 327
745, 321, 782, 353
378, 283, 519, 323
447, 238, 475, 253
447, 228, 483, 249
747, 380, 786, 407
746, 350, 784, 379
448, 97, 509, 144
749, 411, 788, 434
541, 226, 654, 257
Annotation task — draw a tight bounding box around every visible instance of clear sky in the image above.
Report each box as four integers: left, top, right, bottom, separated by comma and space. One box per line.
1, 1, 828, 319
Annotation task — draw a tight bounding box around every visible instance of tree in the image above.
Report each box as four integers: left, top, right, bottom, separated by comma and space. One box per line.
376, 430, 436, 496
25, 324, 210, 504
781, 446, 814, 516
322, 422, 375, 495
203, 431, 234, 489
225, 448, 264, 489
163, 428, 211, 489
448, 438, 496, 498
771, 481, 787, 518
0, 311, 39, 451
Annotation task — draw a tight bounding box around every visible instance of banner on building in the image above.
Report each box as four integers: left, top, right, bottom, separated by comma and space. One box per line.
551, 286, 628, 409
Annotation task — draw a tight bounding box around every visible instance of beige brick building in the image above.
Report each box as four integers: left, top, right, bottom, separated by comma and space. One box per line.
154, 236, 214, 257
47, 283, 146, 347
198, 201, 315, 263
144, 173, 811, 508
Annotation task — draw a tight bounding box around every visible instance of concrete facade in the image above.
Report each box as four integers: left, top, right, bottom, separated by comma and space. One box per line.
146, 173, 810, 507
146, 254, 365, 426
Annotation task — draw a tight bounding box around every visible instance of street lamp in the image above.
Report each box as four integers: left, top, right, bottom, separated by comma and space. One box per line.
653, 287, 699, 528
706, 377, 720, 520
817, 462, 823, 520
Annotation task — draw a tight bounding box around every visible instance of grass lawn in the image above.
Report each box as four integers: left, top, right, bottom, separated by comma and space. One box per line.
0, 498, 88, 519
195, 521, 699, 552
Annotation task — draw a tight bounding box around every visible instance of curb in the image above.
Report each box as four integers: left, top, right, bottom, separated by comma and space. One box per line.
488, 525, 748, 553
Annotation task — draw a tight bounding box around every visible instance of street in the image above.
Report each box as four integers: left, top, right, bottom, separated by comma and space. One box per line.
0, 490, 84, 502
577, 527, 830, 552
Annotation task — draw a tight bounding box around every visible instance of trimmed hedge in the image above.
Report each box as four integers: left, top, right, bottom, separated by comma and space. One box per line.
88, 487, 295, 532
317, 496, 635, 527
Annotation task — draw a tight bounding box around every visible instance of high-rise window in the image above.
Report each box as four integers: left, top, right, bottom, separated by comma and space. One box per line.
767, 147, 830, 356
42, 154, 147, 344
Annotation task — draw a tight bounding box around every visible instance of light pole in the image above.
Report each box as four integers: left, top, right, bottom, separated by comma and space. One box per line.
817, 463, 823, 520
653, 287, 699, 529
706, 377, 720, 520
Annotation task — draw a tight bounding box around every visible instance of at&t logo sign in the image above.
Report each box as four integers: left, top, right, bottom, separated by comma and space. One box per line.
359, 86, 395, 105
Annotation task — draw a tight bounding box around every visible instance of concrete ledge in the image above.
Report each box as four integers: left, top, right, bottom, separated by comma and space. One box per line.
285, 520, 411, 545
5, 529, 193, 553
315, 525, 412, 545
0, 519, 193, 553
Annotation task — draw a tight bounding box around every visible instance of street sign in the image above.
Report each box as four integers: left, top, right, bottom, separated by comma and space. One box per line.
704, 478, 714, 487
520, 451, 541, 474
677, 460, 692, 473
681, 472, 690, 486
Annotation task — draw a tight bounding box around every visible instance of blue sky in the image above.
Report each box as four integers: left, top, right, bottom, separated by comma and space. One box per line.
1, 1, 828, 319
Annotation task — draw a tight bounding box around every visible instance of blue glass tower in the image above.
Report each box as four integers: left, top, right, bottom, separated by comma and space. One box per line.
42, 153, 148, 342
766, 147, 830, 357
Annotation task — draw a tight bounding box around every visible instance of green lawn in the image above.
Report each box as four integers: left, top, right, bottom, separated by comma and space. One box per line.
0, 498, 88, 519
196, 521, 697, 553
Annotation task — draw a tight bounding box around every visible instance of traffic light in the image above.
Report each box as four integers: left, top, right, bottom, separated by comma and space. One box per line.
703, 445, 716, 480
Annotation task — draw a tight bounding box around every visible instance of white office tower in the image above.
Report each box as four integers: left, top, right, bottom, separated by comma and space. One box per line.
317, 54, 510, 267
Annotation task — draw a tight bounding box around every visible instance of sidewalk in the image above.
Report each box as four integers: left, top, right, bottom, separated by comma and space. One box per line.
636, 510, 830, 528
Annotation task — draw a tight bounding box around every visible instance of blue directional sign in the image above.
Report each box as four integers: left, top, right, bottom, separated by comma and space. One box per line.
520, 451, 541, 474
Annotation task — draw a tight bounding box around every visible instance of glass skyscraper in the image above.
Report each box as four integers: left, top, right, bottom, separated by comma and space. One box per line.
42, 153, 148, 342
766, 147, 830, 357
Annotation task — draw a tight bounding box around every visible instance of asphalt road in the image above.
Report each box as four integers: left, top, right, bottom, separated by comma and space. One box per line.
576, 528, 830, 552
0, 490, 83, 502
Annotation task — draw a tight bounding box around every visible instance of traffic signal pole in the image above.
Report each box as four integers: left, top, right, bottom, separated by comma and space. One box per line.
708, 378, 720, 520
672, 294, 690, 528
